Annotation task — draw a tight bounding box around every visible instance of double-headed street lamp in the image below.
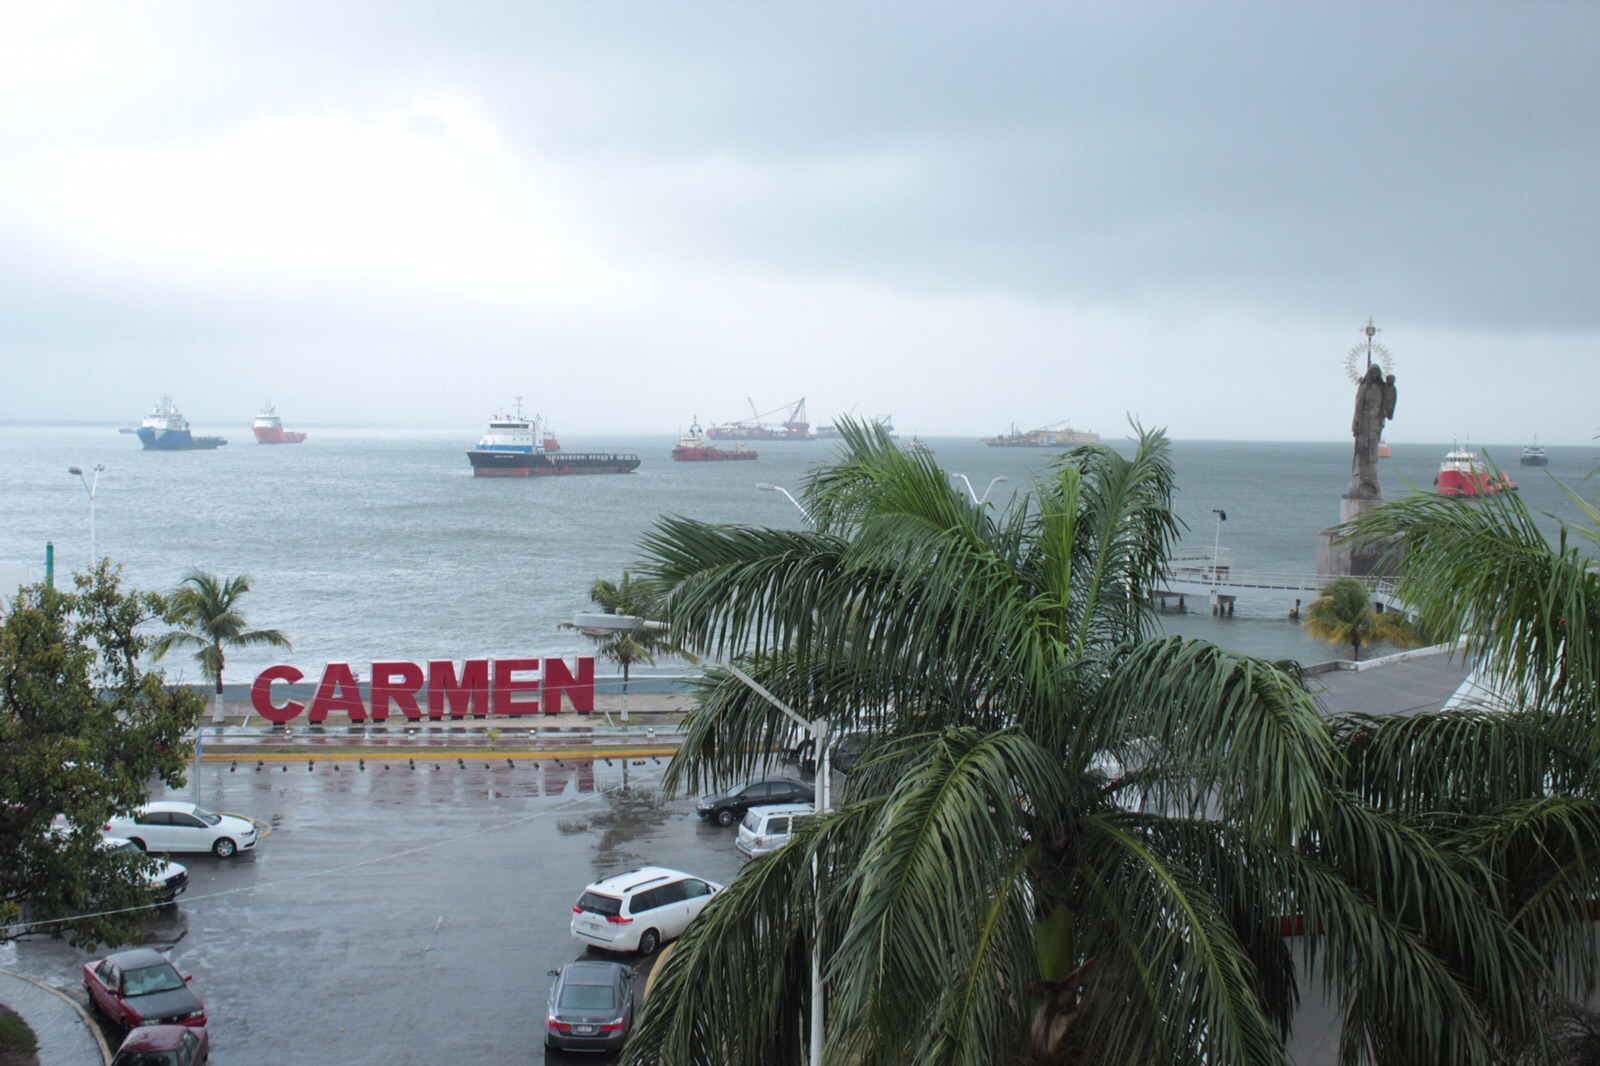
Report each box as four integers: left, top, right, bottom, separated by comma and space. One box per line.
953, 472, 1007, 505
573, 610, 831, 1066
67, 464, 106, 571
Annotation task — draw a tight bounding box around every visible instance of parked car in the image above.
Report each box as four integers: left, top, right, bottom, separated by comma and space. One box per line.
544, 959, 636, 1053
571, 867, 723, 955
102, 837, 189, 903
112, 1022, 210, 1065
82, 948, 206, 1030
736, 802, 813, 859
104, 802, 257, 858
695, 778, 814, 827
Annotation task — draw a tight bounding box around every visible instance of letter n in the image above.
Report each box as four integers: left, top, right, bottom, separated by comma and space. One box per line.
542, 656, 595, 714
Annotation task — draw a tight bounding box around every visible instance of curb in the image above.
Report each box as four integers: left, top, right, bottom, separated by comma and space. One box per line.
0, 967, 111, 1066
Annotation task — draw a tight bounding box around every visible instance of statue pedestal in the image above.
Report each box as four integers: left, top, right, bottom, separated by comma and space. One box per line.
1316, 494, 1403, 579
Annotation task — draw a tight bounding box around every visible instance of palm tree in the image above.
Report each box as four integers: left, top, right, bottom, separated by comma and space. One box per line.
1339, 480, 1600, 1050
151, 571, 291, 724
622, 422, 1552, 1066
1303, 577, 1422, 661
563, 573, 673, 722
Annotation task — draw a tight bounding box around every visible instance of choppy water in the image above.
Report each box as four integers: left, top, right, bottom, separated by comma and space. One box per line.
2, 424, 1592, 680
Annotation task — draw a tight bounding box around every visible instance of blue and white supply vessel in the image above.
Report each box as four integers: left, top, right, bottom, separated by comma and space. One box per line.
467, 399, 639, 477
135, 396, 227, 451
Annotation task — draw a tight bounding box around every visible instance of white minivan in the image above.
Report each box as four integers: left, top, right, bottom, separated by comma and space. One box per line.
735, 803, 812, 859
570, 867, 723, 956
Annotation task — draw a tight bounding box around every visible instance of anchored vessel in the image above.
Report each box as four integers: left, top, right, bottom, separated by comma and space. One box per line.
253, 402, 307, 444
467, 403, 639, 477
707, 397, 814, 441
673, 418, 757, 461
982, 422, 1100, 448
135, 397, 227, 450
815, 415, 895, 439
1436, 444, 1517, 496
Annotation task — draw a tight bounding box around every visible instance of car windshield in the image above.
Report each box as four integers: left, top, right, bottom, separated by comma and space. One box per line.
122, 963, 185, 996
190, 807, 223, 826
559, 983, 617, 1011
576, 891, 621, 917
111, 1053, 179, 1066
107, 840, 142, 858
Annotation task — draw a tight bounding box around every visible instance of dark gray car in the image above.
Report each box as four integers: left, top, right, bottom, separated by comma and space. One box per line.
545, 960, 635, 1053
695, 778, 815, 827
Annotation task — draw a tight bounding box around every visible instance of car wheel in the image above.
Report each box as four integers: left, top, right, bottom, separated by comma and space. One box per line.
83, 988, 100, 1016
638, 928, 660, 955
127, 838, 146, 851
212, 837, 237, 859
715, 808, 736, 827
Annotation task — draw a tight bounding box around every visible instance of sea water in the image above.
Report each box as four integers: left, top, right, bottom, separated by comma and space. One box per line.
2, 425, 1591, 682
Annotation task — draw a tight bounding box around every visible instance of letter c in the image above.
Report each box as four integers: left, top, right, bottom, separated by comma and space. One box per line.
251, 664, 306, 724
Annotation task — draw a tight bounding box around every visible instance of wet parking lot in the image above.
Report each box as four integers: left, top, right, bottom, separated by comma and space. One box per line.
0, 754, 755, 1063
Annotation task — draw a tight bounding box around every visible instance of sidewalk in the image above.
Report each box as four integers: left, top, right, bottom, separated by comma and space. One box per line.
0, 970, 108, 1066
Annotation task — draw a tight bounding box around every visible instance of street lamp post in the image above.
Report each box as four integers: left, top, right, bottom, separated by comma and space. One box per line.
953, 473, 1007, 505
573, 611, 830, 1066
67, 464, 106, 570
755, 482, 811, 525
1211, 509, 1227, 585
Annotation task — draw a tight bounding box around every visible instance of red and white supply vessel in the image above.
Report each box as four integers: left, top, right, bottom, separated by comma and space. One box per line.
1435, 442, 1516, 496
253, 402, 307, 444
672, 417, 757, 461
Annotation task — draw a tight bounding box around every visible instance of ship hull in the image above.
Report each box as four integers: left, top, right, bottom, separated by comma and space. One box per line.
672, 447, 757, 461
705, 426, 812, 441
468, 450, 640, 477
255, 428, 308, 444
137, 429, 227, 450
1520, 454, 1548, 467
1437, 470, 1516, 496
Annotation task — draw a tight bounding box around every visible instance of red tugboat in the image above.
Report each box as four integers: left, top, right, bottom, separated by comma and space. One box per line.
673, 417, 757, 461
1435, 443, 1517, 496
253, 402, 307, 444
467, 400, 640, 477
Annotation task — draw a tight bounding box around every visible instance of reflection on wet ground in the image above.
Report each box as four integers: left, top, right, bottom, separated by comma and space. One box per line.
1, 757, 752, 1064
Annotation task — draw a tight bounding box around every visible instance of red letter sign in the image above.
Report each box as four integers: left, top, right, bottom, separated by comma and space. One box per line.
543, 657, 595, 714
251, 664, 306, 725
428, 659, 490, 719
370, 661, 425, 722
308, 662, 367, 724
493, 658, 541, 716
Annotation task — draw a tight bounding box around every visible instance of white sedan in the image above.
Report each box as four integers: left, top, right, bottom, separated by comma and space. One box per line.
105, 801, 259, 859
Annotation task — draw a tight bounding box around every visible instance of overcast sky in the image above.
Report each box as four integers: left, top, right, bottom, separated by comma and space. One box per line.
2, 1, 1594, 443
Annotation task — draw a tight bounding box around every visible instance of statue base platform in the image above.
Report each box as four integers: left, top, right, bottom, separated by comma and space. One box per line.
1316, 495, 1403, 580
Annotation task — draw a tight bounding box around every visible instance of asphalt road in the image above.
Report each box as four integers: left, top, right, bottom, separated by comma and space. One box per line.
0, 754, 758, 1063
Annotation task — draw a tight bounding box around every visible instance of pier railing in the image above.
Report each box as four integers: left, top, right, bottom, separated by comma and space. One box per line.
1159, 560, 1401, 606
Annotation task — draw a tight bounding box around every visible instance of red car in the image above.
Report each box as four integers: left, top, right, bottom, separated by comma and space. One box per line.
83, 948, 207, 1030
112, 1023, 209, 1065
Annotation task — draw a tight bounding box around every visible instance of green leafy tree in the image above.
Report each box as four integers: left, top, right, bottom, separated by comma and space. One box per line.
623, 422, 1555, 1066
1340, 479, 1600, 1051
150, 570, 291, 722
563, 572, 674, 721
1304, 577, 1423, 661
1, 562, 205, 947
